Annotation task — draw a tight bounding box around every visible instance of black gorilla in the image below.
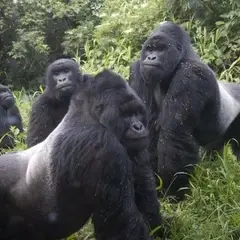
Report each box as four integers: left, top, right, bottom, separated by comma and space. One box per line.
0, 70, 162, 240
0, 84, 23, 149
129, 21, 240, 201
27, 58, 85, 147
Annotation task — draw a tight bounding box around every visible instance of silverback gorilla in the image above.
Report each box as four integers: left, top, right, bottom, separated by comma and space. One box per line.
27, 58, 84, 147
0, 70, 163, 240
0, 84, 23, 149
129, 21, 240, 201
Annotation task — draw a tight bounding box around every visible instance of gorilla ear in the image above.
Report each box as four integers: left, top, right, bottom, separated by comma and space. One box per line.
99, 106, 123, 138
176, 43, 183, 52
95, 104, 104, 118
99, 106, 117, 126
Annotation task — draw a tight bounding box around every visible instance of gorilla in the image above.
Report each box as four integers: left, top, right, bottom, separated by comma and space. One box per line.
0, 70, 163, 240
0, 84, 23, 149
129, 21, 240, 201
27, 58, 85, 147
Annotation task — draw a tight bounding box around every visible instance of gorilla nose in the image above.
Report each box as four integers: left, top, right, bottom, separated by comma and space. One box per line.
58, 78, 66, 82
132, 121, 144, 132
147, 54, 157, 61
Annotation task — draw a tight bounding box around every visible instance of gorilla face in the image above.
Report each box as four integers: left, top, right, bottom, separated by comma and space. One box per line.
140, 23, 184, 85
0, 84, 15, 110
140, 34, 182, 85
119, 87, 149, 150
89, 70, 149, 151
121, 112, 149, 151
46, 59, 81, 100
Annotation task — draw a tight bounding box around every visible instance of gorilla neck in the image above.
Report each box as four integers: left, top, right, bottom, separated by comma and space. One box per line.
67, 103, 97, 126
56, 92, 73, 102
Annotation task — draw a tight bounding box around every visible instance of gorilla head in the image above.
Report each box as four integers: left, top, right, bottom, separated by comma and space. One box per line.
45, 58, 82, 100
27, 58, 85, 147
73, 70, 149, 152
140, 21, 197, 86
0, 84, 15, 110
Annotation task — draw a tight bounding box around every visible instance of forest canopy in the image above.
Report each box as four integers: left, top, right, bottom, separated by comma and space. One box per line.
0, 0, 239, 89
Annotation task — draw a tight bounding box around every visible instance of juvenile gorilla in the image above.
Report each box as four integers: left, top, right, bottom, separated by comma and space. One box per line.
129, 21, 240, 201
0, 84, 23, 149
27, 58, 84, 147
0, 70, 162, 240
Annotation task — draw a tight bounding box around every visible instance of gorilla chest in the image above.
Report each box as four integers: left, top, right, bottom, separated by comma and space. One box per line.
53, 104, 69, 124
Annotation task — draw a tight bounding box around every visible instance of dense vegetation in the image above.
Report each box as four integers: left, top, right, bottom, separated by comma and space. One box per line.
1, 0, 239, 88
1, 0, 240, 239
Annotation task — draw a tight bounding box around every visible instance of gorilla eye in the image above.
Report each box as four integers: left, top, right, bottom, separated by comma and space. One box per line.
63, 68, 69, 73
146, 44, 153, 51
177, 44, 182, 52
53, 70, 60, 76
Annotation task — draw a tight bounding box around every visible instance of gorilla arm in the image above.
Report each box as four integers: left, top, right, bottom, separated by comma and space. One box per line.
157, 61, 214, 199
0, 106, 15, 147
7, 105, 24, 132
129, 60, 150, 100
27, 93, 55, 147
129, 60, 141, 87
0, 106, 10, 133
133, 149, 163, 238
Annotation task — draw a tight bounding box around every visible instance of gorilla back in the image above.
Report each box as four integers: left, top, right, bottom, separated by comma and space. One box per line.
0, 70, 160, 240
129, 21, 240, 200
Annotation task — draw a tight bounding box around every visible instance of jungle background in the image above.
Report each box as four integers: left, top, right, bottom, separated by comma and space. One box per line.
0, 0, 240, 239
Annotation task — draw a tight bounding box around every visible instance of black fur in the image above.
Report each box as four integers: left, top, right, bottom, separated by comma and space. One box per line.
129, 21, 240, 201
0, 84, 23, 149
26, 58, 85, 147
0, 70, 162, 239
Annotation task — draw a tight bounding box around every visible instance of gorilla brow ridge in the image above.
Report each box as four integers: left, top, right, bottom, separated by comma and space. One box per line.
120, 98, 145, 116
51, 61, 78, 71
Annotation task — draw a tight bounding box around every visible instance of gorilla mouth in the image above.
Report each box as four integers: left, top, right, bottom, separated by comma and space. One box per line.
58, 85, 73, 91
143, 63, 162, 69
127, 134, 148, 140
122, 135, 149, 147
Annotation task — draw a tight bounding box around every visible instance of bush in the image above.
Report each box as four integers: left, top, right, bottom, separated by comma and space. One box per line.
0, 0, 239, 86
1, 0, 103, 88
83, 0, 240, 82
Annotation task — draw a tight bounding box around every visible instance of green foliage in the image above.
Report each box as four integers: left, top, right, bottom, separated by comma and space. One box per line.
180, 5, 240, 81
0, 0, 239, 87
1, 0, 103, 88
164, 144, 240, 239
79, 0, 167, 77
0, 0, 19, 83
84, 0, 239, 82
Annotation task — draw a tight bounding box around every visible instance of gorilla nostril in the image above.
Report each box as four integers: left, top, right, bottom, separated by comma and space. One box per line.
59, 78, 66, 82
132, 122, 144, 132
147, 55, 157, 61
